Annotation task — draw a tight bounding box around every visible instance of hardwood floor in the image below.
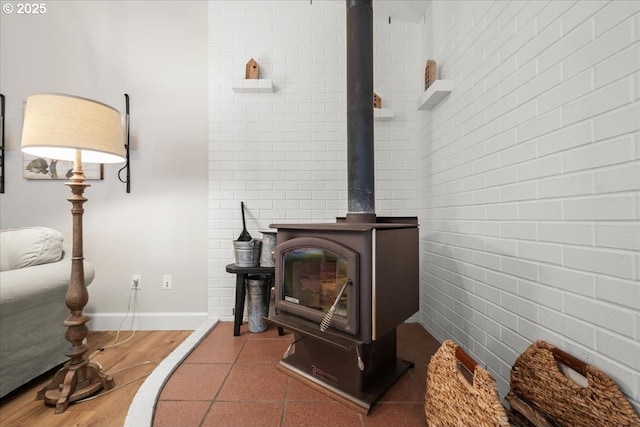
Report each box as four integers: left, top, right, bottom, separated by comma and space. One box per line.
0, 330, 191, 427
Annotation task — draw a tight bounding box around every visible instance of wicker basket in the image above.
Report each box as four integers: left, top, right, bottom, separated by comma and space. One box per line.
425, 340, 510, 427
507, 340, 640, 427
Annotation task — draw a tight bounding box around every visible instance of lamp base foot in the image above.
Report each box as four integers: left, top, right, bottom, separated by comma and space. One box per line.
36, 360, 115, 414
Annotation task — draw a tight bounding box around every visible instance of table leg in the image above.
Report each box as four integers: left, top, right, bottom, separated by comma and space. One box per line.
234, 273, 246, 336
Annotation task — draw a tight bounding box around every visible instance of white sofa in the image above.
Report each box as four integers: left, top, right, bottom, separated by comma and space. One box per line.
0, 227, 95, 398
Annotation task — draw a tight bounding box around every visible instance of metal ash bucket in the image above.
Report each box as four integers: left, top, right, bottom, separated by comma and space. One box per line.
233, 239, 261, 267
259, 231, 277, 267
246, 275, 271, 332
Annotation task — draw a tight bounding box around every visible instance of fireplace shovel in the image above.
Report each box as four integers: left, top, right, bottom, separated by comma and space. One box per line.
237, 201, 252, 241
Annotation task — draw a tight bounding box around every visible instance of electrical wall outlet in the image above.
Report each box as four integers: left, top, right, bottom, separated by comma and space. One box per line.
162, 274, 172, 290
131, 274, 142, 290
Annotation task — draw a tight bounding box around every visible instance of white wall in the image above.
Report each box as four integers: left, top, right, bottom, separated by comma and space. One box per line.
418, 0, 640, 410
207, 1, 419, 319
0, 1, 209, 329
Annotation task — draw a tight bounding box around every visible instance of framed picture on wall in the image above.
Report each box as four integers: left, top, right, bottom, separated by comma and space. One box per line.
23, 154, 103, 180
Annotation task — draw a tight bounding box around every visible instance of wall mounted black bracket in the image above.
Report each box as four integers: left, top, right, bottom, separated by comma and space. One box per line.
1, 94, 5, 194
118, 93, 131, 193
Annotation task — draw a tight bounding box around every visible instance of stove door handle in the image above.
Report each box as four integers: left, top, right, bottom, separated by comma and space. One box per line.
319, 279, 352, 332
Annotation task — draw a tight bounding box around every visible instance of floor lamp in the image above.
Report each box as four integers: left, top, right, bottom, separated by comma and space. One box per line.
21, 93, 126, 414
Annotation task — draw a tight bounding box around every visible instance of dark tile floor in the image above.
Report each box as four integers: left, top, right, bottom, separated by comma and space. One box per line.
153, 321, 440, 427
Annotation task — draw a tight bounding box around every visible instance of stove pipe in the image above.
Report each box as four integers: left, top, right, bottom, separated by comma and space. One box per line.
346, 0, 376, 223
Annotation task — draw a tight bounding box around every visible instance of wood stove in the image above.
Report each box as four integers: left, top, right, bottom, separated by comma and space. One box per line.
268, 219, 419, 413
266, 0, 419, 413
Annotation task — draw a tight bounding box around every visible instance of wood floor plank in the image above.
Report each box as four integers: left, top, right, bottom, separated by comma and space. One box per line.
0, 330, 191, 427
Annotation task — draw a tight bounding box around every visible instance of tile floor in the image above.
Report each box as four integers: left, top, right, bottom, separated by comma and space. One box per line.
153, 321, 441, 427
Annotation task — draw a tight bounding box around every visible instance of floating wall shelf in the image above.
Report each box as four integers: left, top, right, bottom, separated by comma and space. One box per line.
417, 80, 453, 110
374, 108, 395, 120
232, 79, 274, 94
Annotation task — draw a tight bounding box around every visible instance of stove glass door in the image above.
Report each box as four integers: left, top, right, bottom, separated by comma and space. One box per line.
276, 237, 359, 335
283, 247, 349, 318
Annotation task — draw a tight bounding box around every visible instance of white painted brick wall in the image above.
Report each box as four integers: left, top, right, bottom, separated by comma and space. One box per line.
420, 0, 640, 410
206, 0, 639, 412
207, 2, 419, 319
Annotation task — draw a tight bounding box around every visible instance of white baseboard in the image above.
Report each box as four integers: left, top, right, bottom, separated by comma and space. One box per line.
88, 312, 209, 331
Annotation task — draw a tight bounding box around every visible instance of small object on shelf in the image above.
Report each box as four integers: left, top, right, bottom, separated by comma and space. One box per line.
246, 58, 259, 79
373, 92, 382, 109
425, 60, 437, 91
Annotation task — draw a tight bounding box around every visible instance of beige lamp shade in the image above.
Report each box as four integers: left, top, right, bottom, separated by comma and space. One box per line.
21, 93, 126, 164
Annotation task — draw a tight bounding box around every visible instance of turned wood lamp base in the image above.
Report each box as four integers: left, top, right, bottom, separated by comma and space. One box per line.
35, 153, 115, 414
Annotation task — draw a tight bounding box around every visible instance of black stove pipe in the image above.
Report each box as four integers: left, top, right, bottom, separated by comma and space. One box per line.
346, 0, 376, 223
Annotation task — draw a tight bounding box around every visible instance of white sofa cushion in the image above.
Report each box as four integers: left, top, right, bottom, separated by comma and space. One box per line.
0, 227, 64, 272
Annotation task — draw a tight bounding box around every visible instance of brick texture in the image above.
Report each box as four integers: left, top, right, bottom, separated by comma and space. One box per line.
420, 0, 639, 410
207, 0, 639, 412
207, 2, 419, 318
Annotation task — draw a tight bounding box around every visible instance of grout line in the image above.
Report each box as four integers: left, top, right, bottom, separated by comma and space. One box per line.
123, 318, 219, 427
280, 377, 291, 427
198, 400, 215, 427
210, 338, 246, 402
